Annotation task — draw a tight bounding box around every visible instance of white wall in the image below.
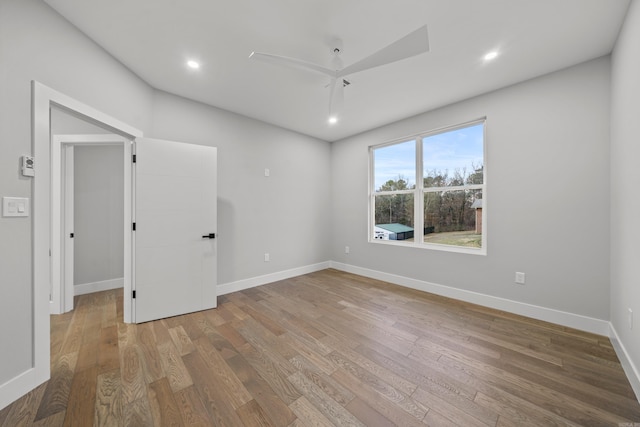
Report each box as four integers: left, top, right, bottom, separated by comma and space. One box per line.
74, 145, 124, 287
51, 107, 113, 135
150, 91, 332, 287
0, 0, 153, 388
611, 0, 640, 385
331, 57, 611, 321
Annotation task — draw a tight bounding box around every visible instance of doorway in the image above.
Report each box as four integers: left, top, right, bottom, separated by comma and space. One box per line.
24, 82, 218, 412
0, 82, 145, 410
50, 134, 131, 316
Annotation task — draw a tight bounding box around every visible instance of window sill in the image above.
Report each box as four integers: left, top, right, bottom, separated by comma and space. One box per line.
369, 238, 487, 256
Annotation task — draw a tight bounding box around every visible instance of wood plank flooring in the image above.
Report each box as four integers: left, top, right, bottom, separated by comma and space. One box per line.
1, 269, 639, 426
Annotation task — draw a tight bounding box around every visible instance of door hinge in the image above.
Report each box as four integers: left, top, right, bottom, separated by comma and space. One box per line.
132, 290, 136, 299
132, 154, 137, 163
132, 222, 136, 231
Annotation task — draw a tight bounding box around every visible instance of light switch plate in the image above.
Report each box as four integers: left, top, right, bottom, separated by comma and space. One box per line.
2, 197, 29, 217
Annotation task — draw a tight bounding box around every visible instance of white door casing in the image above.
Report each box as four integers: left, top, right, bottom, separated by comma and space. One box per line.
133, 138, 217, 323
63, 145, 74, 311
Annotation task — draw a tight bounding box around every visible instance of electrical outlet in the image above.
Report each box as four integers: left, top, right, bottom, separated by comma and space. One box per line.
629, 308, 634, 330
515, 272, 525, 285
264, 253, 270, 262
345, 246, 350, 254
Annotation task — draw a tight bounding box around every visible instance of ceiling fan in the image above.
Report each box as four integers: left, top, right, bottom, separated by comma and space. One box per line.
249, 25, 429, 124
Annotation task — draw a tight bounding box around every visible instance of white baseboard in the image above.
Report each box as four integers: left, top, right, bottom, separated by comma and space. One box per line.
329, 261, 611, 336
609, 324, 640, 402
217, 262, 331, 296
75, 277, 123, 296
0, 366, 48, 412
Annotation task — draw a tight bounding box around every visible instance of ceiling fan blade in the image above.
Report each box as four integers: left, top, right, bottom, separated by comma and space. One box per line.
328, 78, 344, 119
249, 52, 336, 78
338, 25, 429, 77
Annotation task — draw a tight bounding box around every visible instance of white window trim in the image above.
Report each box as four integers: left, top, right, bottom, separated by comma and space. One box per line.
368, 118, 487, 255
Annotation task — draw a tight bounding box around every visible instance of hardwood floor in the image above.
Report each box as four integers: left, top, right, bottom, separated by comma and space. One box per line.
1, 269, 639, 426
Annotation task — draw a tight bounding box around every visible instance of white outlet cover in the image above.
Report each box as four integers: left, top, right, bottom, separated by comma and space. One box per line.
515, 272, 525, 284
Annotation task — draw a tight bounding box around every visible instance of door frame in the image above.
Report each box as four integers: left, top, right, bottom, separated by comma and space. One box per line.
50, 134, 131, 315
6, 81, 143, 410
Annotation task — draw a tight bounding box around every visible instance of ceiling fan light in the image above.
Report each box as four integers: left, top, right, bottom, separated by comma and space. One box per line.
483, 51, 499, 62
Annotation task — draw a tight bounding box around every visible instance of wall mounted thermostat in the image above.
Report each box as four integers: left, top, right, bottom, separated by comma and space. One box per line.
21, 155, 35, 177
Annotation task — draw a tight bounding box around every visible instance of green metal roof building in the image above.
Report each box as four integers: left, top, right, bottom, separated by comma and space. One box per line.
374, 223, 414, 241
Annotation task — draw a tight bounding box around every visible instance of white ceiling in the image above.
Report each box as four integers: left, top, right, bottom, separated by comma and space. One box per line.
43, 0, 630, 142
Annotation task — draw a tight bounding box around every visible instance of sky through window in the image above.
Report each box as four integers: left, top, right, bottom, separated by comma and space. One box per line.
374, 124, 483, 191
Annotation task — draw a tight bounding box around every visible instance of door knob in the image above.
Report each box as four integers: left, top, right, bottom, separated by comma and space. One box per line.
202, 233, 216, 239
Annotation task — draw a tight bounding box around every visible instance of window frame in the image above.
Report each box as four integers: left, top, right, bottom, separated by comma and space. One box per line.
369, 118, 487, 255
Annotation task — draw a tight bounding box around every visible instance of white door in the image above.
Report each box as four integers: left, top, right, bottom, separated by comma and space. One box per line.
133, 138, 217, 323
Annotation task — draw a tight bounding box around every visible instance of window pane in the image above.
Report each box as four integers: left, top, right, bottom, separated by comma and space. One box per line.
374, 140, 416, 192
374, 194, 414, 241
423, 189, 482, 248
423, 124, 483, 188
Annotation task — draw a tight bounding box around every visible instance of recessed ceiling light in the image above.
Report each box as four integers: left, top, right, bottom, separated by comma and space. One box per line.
328, 116, 338, 125
187, 60, 200, 69
483, 51, 499, 62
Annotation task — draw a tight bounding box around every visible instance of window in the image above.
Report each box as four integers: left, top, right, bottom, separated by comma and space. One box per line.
370, 120, 485, 254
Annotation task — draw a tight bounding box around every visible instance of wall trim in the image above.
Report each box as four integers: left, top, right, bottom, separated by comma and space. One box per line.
74, 278, 124, 296
609, 324, 640, 402
329, 261, 611, 336
0, 368, 48, 414
217, 262, 331, 296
